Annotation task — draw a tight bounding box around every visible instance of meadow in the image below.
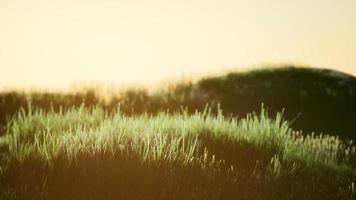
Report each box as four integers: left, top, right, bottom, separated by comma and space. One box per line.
1, 66, 356, 140
0, 66, 356, 199
0, 105, 355, 199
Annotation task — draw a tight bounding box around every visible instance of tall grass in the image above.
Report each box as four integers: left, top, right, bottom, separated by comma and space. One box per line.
0, 105, 355, 199
2, 66, 356, 140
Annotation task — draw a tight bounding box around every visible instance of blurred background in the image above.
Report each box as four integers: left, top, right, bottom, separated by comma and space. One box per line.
1, 0, 356, 88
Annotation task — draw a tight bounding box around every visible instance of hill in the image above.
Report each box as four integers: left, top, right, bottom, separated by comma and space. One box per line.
0, 106, 355, 199
1, 66, 356, 140
196, 67, 356, 140
1, 66, 356, 199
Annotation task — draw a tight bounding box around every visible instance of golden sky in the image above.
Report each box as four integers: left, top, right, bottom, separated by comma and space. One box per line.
1, 0, 356, 88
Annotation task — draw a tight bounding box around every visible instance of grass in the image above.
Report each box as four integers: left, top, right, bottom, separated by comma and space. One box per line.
0, 105, 355, 199
1, 66, 356, 140
197, 66, 356, 140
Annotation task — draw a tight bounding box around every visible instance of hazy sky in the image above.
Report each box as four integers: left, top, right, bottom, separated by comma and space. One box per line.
1, 0, 356, 88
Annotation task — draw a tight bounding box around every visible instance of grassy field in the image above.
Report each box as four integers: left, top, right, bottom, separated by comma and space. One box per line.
1, 66, 356, 140
0, 105, 355, 199
1, 66, 356, 199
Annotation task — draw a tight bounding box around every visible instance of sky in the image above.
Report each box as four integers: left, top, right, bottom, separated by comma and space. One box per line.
1, 0, 356, 88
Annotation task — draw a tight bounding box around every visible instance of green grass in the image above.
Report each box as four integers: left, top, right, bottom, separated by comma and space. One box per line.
0, 105, 355, 199
1, 66, 356, 140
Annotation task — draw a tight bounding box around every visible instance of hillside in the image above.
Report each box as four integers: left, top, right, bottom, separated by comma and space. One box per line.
1, 66, 356, 199
0, 107, 355, 199
197, 67, 356, 140
1, 66, 356, 140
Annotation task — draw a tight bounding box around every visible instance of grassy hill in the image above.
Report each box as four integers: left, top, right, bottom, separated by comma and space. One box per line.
0, 106, 355, 199
1, 66, 356, 199
1, 66, 355, 140
197, 67, 356, 140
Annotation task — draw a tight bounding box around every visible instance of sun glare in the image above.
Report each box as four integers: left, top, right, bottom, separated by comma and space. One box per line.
1, 0, 355, 88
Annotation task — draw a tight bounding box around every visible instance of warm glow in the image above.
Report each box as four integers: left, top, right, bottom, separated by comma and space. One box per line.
1, 0, 356, 88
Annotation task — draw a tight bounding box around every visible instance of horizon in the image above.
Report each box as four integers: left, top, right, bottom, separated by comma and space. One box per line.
0, 64, 354, 92
1, 0, 356, 88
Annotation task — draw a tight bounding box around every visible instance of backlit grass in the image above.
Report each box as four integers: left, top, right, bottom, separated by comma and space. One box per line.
0, 105, 355, 199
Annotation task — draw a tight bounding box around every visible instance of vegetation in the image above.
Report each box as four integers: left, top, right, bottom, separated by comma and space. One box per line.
1, 66, 355, 199
198, 67, 356, 140
0, 105, 355, 199
1, 66, 356, 140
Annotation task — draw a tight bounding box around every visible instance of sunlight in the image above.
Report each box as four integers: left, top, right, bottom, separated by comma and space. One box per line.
1, 0, 355, 88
